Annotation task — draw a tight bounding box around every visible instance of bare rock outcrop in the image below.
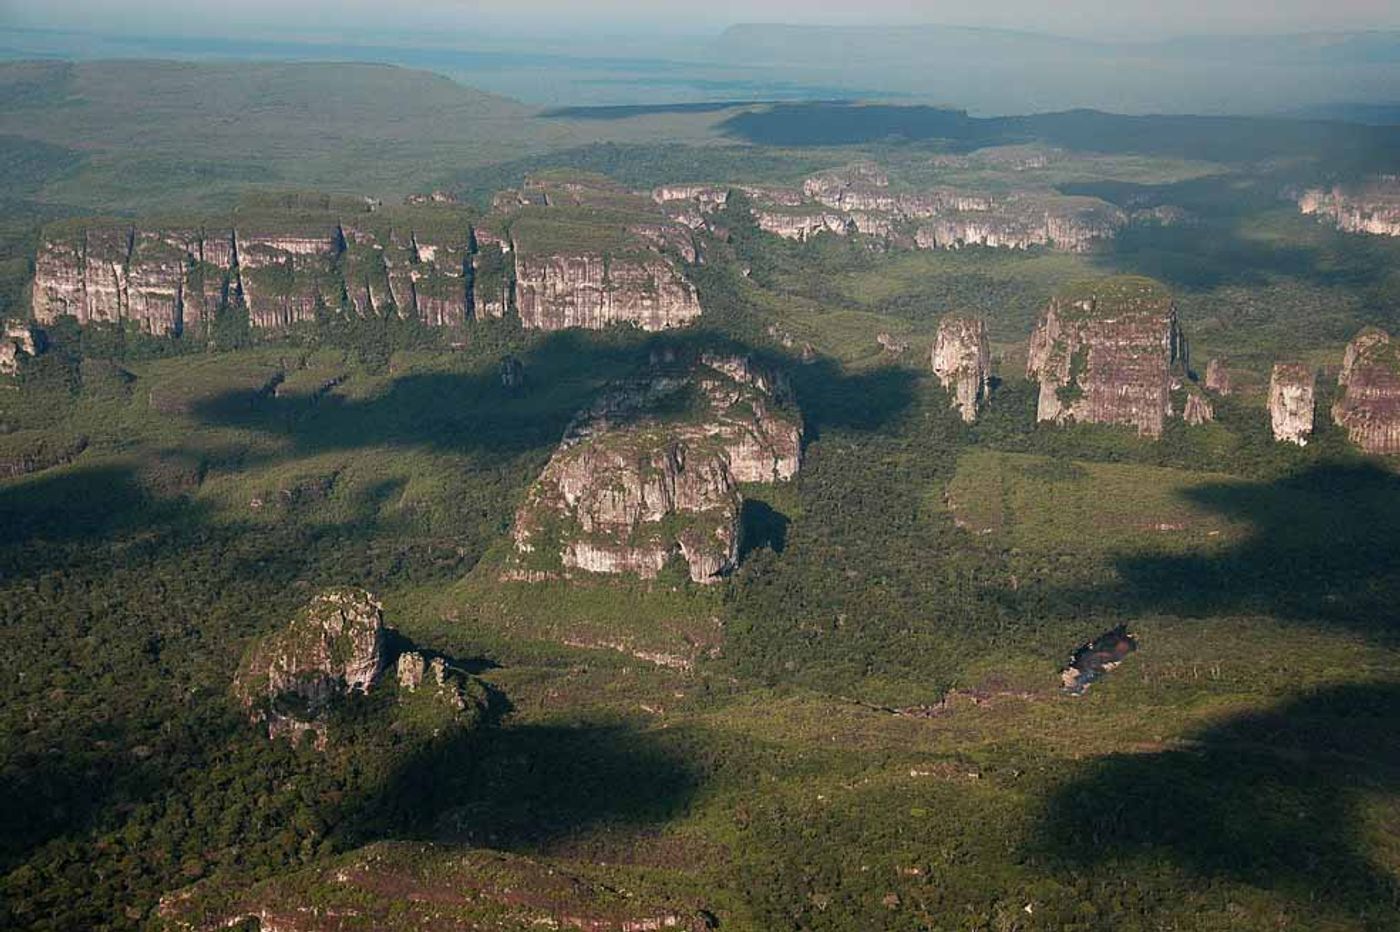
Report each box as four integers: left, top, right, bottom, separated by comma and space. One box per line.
1332, 328, 1400, 454
514, 434, 741, 584
931, 315, 991, 423
1182, 390, 1215, 425
396, 651, 472, 711
0, 323, 40, 376
1269, 362, 1315, 445
1204, 357, 1232, 395
1298, 178, 1400, 237
514, 252, 700, 332
510, 355, 801, 584
233, 588, 386, 735
1027, 277, 1186, 438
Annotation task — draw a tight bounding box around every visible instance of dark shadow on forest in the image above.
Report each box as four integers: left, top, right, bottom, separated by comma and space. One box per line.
1058, 175, 1400, 293
1030, 682, 1400, 918
190, 328, 917, 458
719, 103, 1400, 171
343, 720, 701, 853
1045, 462, 1400, 644
739, 498, 789, 560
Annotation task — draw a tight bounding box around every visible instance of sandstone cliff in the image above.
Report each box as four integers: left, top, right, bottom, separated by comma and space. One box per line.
1027, 277, 1186, 438
29, 180, 701, 336
654, 160, 1124, 254
931, 315, 992, 423
232, 588, 386, 735
1332, 327, 1400, 454
1297, 178, 1400, 237
514, 252, 700, 332
1269, 362, 1315, 445
510, 355, 801, 583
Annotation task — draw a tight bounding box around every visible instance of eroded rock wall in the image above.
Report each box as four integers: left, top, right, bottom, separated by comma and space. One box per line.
1027, 278, 1185, 438
1269, 362, 1315, 445
931, 315, 991, 423
1332, 328, 1400, 454
515, 253, 700, 332
1298, 179, 1400, 237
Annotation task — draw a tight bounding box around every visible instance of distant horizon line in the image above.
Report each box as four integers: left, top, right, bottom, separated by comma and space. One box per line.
5, 20, 1400, 48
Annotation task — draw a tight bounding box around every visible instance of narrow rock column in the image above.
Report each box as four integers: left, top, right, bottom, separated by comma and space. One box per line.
1269, 362, 1315, 445
931, 315, 991, 423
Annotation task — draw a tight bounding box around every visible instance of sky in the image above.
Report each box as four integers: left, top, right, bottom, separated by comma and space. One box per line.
3, 0, 1398, 40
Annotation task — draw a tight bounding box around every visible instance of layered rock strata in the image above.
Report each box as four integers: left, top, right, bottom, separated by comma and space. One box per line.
513, 252, 699, 332
1027, 278, 1187, 438
1332, 328, 1400, 454
652, 164, 1125, 253
931, 315, 992, 423
31, 180, 702, 335
1298, 178, 1400, 237
511, 355, 801, 583
1269, 362, 1316, 445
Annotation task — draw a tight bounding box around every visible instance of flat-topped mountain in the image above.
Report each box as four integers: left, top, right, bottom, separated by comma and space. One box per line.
1027, 277, 1187, 438
654, 161, 1126, 253
1333, 328, 1400, 454
29, 180, 702, 336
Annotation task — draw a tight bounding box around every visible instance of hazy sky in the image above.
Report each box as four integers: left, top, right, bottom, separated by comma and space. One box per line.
4, 0, 1398, 40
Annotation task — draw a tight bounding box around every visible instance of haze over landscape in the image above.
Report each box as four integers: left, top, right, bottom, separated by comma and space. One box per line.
1, 1, 1399, 930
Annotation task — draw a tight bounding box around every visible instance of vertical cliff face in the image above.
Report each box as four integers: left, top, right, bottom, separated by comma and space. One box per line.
514, 253, 700, 332
1027, 277, 1185, 438
31, 235, 86, 321
931, 315, 991, 423
510, 355, 801, 584
1332, 328, 1400, 454
1269, 362, 1315, 445
234, 228, 344, 329
1298, 179, 1400, 237
83, 226, 132, 324
126, 232, 188, 335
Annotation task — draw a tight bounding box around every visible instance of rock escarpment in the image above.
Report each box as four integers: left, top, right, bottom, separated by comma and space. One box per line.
233, 588, 386, 737
1298, 178, 1400, 237
510, 355, 801, 584
513, 251, 699, 331
30, 179, 703, 336
931, 315, 992, 423
1269, 362, 1315, 445
653, 160, 1125, 253
1027, 278, 1187, 438
505, 179, 701, 332
1332, 328, 1400, 454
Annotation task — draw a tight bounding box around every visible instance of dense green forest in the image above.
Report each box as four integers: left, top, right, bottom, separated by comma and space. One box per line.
1, 70, 1398, 930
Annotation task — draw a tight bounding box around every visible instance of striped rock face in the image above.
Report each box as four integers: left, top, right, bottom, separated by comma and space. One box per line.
1333, 328, 1400, 454
1028, 278, 1186, 439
